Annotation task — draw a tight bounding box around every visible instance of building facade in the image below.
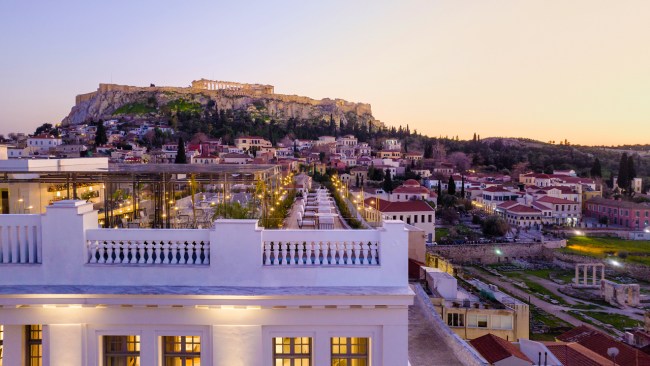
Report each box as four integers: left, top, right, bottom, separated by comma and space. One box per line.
0, 201, 413, 365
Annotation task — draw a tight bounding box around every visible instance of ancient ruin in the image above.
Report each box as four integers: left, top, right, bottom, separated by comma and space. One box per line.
573, 263, 605, 288
191, 78, 274, 94
600, 280, 640, 307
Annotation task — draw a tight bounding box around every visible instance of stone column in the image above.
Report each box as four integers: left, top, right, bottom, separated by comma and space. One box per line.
46, 324, 83, 366
2, 324, 25, 365
575, 264, 579, 285
583, 264, 588, 286
592, 265, 597, 286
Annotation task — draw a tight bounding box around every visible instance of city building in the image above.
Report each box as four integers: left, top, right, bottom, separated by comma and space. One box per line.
585, 197, 650, 229
234, 136, 273, 153
0, 201, 413, 365
423, 268, 530, 341
363, 198, 435, 242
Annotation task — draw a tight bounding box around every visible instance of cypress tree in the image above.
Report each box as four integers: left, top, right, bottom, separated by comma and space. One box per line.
617, 153, 629, 191
94, 120, 108, 146
448, 175, 456, 195
175, 137, 187, 164
590, 158, 602, 178
437, 179, 442, 197
383, 169, 393, 193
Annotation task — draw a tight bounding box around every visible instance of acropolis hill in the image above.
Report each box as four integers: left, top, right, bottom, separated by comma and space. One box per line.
62, 78, 382, 129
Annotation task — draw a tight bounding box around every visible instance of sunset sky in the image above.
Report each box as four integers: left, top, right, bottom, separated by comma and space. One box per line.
1, 1, 649, 145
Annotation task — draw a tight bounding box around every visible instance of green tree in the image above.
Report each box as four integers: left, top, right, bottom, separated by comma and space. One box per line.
94, 121, 108, 146
447, 175, 456, 195
482, 215, 510, 237
383, 169, 393, 192
590, 157, 602, 178
617, 153, 629, 192
175, 137, 187, 164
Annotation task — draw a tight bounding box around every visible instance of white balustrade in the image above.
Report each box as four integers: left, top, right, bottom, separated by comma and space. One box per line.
86, 229, 210, 265
262, 234, 380, 266
0, 215, 42, 264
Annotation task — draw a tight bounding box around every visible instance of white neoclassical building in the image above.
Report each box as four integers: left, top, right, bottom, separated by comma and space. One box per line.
0, 200, 412, 366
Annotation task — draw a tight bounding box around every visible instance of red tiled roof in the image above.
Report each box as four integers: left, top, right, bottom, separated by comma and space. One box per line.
402, 179, 420, 187
543, 342, 611, 366
469, 334, 532, 364
532, 202, 551, 211
363, 198, 434, 213
483, 186, 511, 193
536, 196, 577, 204
557, 325, 650, 365
393, 186, 429, 194
507, 204, 542, 214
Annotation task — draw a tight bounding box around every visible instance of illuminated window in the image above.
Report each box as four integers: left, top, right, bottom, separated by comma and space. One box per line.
331, 337, 369, 366
162, 336, 200, 366
26, 325, 42, 366
104, 335, 140, 366
273, 337, 311, 366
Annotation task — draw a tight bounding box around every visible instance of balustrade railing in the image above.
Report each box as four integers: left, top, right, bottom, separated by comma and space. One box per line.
0, 215, 42, 264
263, 240, 379, 266
86, 229, 210, 265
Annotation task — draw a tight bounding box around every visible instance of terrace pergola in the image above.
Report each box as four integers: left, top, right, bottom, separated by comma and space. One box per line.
0, 161, 282, 228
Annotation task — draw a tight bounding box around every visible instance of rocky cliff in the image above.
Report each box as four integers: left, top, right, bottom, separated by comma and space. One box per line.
62, 81, 382, 130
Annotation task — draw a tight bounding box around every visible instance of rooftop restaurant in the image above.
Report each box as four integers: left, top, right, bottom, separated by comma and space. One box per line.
0, 157, 283, 229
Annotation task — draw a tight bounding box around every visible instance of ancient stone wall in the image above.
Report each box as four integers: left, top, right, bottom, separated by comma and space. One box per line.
428, 240, 566, 265
191, 78, 274, 94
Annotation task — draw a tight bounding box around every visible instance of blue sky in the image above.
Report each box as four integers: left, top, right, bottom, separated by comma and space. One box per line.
1, 1, 649, 145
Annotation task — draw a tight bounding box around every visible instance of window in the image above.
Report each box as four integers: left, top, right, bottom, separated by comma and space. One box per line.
490, 315, 513, 330
468, 314, 488, 328
428, 215, 432, 223
273, 337, 311, 366
331, 337, 369, 366
1, 325, 3, 365
104, 335, 140, 366
163, 336, 200, 366
26, 325, 42, 366
414, 215, 418, 223
447, 313, 464, 327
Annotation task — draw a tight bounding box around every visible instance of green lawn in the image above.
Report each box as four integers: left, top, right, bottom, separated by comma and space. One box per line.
436, 227, 449, 240
561, 236, 650, 266
583, 311, 642, 329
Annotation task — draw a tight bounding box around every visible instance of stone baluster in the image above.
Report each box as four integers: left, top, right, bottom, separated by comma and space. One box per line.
336, 242, 344, 265
88, 241, 97, 263
305, 241, 313, 265
365, 242, 373, 265
162, 241, 171, 264
371, 242, 379, 265
27, 226, 36, 264
171, 241, 179, 264
203, 241, 210, 265
106, 241, 115, 264
146, 241, 154, 264
177, 241, 186, 265
264, 242, 272, 265
154, 241, 163, 264
353, 241, 361, 265
138, 241, 146, 264
188, 241, 196, 264
128, 241, 137, 264
297, 242, 305, 265
98, 241, 106, 264
118, 241, 126, 264
280, 242, 288, 265
289, 242, 298, 265
321, 241, 329, 264
17, 225, 26, 263
344, 241, 352, 265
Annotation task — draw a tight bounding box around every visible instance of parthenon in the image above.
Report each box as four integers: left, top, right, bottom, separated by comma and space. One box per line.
191, 78, 274, 94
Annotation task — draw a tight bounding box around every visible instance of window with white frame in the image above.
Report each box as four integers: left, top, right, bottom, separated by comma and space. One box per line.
104, 335, 140, 366
331, 337, 369, 366
468, 314, 488, 328
273, 337, 311, 366
162, 336, 200, 366
490, 315, 513, 330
